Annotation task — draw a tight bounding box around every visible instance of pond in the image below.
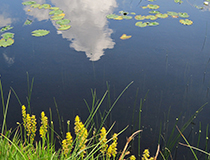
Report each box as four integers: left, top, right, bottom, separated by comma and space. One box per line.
0, 0, 210, 159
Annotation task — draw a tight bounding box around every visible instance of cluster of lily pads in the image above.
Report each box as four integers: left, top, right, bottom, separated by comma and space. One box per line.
0, 32, 15, 47
22, 0, 71, 37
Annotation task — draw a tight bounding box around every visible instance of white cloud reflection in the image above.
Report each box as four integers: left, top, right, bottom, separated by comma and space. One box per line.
0, 14, 12, 27
23, 0, 117, 61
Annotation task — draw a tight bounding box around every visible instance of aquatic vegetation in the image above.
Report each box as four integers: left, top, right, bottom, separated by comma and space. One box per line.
51, 15, 65, 20
122, 15, 132, 19
1, 32, 14, 39
38, 4, 51, 9
135, 21, 148, 27
178, 12, 189, 18
22, 1, 36, 5
167, 11, 178, 16
147, 4, 160, 9
142, 149, 154, 160
179, 19, 193, 25
31, 29, 50, 37
0, 25, 13, 32
23, 19, 32, 25
56, 19, 70, 25
50, 7, 60, 10
130, 12, 136, 15
49, 9, 63, 15
145, 15, 158, 20
155, 13, 168, 18
120, 34, 132, 40
149, 10, 160, 14
135, 15, 146, 20
31, 3, 40, 8
106, 14, 119, 19
0, 38, 14, 47
174, 0, 183, 4
148, 21, 159, 26
58, 25, 71, 31
114, 16, 123, 20
119, 11, 129, 15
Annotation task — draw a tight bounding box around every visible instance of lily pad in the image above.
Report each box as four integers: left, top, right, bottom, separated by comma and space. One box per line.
39, 4, 51, 9
56, 19, 70, 25
1, 32, 14, 39
0, 25, 13, 32
51, 14, 65, 20
106, 14, 119, 19
130, 12, 136, 15
50, 7, 60, 10
167, 11, 178, 16
114, 16, 123, 20
122, 15, 132, 19
149, 10, 160, 14
135, 21, 148, 27
148, 22, 159, 26
135, 15, 146, 20
24, 19, 32, 25
150, 15, 158, 20
147, 4, 160, 9
0, 38, 14, 47
155, 13, 168, 18
49, 9, 63, 15
58, 25, 71, 30
22, 1, 36, 5
178, 12, 189, 18
141, 6, 148, 9
179, 19, 193, 25
174, 0, 183, 3
31, 29, 50, 37
31, 4, 41, 8
120, 34, 131, 40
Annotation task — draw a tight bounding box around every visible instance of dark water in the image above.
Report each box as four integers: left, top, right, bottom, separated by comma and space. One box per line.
0, 0, 210, 158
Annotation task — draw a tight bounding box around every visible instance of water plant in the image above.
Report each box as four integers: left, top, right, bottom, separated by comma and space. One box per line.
31, 29, 50, 37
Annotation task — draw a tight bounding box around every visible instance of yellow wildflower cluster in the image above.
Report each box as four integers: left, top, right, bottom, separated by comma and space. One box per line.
74, 115, 88, 155
107, 133, 118, 158
142, 149, 154, 160
39, 111, 48, 138
62, 132, 73, 157
130, 155, 136, 160
99, 127, 108, 154
22, 105, 37, 142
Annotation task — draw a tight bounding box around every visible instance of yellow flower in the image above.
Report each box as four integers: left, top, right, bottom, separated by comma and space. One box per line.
130, 155, 136, 160
142, 149, 154, 160
39, 111, 48, 138
99, 127, 108, 154
62, 132, 73, 157
107, 133, 118, 158
30, 115, 37, 142
22, 105, 27, 128
26, 114, 31, 137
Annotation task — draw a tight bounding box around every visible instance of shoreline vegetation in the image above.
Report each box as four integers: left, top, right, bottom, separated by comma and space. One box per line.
0, 75, 209, 159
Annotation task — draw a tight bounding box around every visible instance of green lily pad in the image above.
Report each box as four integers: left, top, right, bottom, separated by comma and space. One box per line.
174, 0, 183, 3
148, 22, 159, 26
58, 25, 71, 30
155, 13, 168, 18
122, 15, 132, 19
106, 14, 119, 19
130, 12, 136, 15
56, 19, 70, 25
31, 29, 50, 37
49, 9, 63, 15
39, 4, 51, 9
50, 7, 60, 10
178, 12, 189, 18
31, 4, 41, 8
179, 19, 193, 25
135, 15, 146, 20
167, 11, 178, 16
0, 25, 13, 32
1, 32, 14, 39
150, 15, 158, 20
147, 4, 160, 9
24, 19, 32, 25
0, 38, 14, 47
149, 10, 160, 14
141, 6, 148, 9
194, 5, 203, 9
135, 21, 148, 27
51, 15, 65, 20
22, 1, 36, 5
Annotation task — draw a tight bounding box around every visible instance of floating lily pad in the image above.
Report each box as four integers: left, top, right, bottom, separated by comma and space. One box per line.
114, 16, 123, 20
167, 11, 178, 16
58, 25, 71, 30
141, 6, 148, 9
147, 4, 160, 9
150, 15, 158, 20
179, 19, 193, 25
51, 14, 65, 20
22, 1, 36, 5
1, 32, 14, 39
0, 38, 14, 47
50, 7, 60, 10
122, 15, 132, 19
135, 21, 148, 27
148, 22, 159, 26
194, 5, 203, 9
135, 15, 146, 20
49, 9, 63, 15
56, 19, 70, 25
0, 25, 13, 32
39, 4, 51, 9
178, 12, 189, 18
130, 12, 136, 15
106, 14, 119, 19
24, 19, 32, 25
31, 29, 50, 37
174, 0, 183, 3
149, 10, 160, 14
120, 34, 131, 40
31, 4, 40, 8
155, 13, 168, 18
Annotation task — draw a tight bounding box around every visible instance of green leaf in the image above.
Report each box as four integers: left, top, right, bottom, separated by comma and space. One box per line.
0, 38, 14, 47
135, 21, 148, 27
122, 15, 132, 19
38, 4, 51, 9
106, 14, 119, 19
31, 29, 50, 37
135, 15, 146, 20
51, 15, 64, 20
179, 19, 193, 25
56, 19, 70, 25
24, 19, 32, 25
50, 7, 60, 10
149, 10, 160, 14
148, 22, 159, 26
147, 4, 160, 9
58, 25, 71, 30
130, 12, 136, 15
31, 4, 41, 8
49, 9, 63, 15
155, 13, 168, 18
178, 12, 189, 18
1, 32, 14, 39
22, 1, 36, 5
167, 11, 178, 16
0, 25, 13, 32
174, 0, 183, 3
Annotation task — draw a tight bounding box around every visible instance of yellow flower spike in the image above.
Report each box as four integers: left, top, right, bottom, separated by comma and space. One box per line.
99, 127, 108, 154
120, 34, 132, 40
30, 115, 37, 142
107, 133, 118, 158
130, 155, 136, 160
39, 111, 48, 138
62, 139, 68, 157
22, 105, 27, 128
26, 114, 32, 137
